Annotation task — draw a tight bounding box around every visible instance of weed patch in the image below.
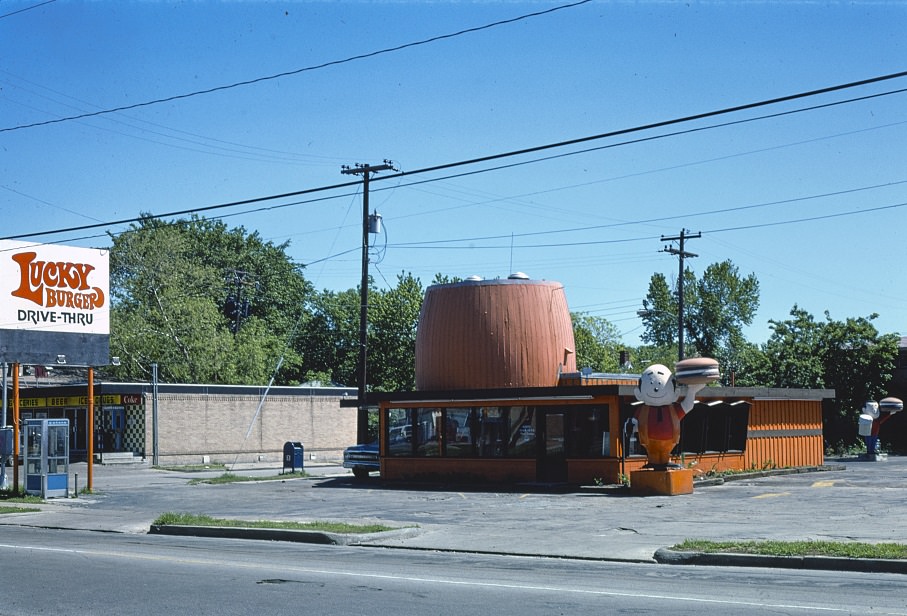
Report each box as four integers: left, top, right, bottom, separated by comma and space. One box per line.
673, 539, 907, 560
153, 512, 404, 534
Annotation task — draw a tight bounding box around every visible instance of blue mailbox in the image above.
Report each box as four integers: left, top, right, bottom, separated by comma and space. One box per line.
24, 418, 69, 498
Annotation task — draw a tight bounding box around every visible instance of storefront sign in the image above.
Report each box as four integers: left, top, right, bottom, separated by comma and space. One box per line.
2, 240, 108, 334
18, 394, 133, 408
0, 240, 110, 364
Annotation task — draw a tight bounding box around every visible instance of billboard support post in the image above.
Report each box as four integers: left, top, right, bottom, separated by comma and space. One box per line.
87, 368, 94, 492
12, 364, 19, 493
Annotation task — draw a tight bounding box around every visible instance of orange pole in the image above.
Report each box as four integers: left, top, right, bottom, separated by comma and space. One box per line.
12, 363, 19, 493
87, 368, 94, 491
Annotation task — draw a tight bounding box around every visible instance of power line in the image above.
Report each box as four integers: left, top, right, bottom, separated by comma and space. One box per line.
388, 179, 907, 247
385, 72, 907, 183
1, 179, 362, 240
1, 0, 592, 134
0, 0, 55, 20
387, 200, 907, 251
186, 82, 907, 235
5, 72, 907, 243
1, 68, 346, 166
703, 200, 907, 235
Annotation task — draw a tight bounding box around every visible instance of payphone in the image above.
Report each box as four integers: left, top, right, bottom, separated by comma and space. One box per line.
24, 418, 69, 498
0, 427, 11, 490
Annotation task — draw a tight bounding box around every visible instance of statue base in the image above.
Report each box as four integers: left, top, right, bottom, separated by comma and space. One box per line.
630, 467, 693, 496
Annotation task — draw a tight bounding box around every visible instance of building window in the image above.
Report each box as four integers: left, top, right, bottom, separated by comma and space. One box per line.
506, 406, 537, 457
679, 403, 750, 454
445, 407, 476, 457
384, 406, 539, 458
565, 405, 610, 458
414, 408, 442, 457
387, 408, 415, 457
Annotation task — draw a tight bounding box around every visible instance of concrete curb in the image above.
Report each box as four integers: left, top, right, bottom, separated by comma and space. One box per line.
654, 548, 907, 574
148, 524, 422, 546
576, 464, 847, 492
147, 525, 907, 575
692, 464, 847, 487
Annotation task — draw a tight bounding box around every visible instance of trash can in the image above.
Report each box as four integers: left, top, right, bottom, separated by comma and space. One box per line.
283, 441, 304, 473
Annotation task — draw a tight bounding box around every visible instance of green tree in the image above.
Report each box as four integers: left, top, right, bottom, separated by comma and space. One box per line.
751, 306, 825, 388
571, 313, 623, 372
752, 305, 898, 448
107, 215, 310, 384
430, 273, 463, 285
296, 288, 360, 387
631, 345, 680, 372
639, 273, 677, 349
716, 338, 768, 387
641, 260, 759, 359
368, 272, 423, 392
296, 272, 424, 393
818, 313, 898, 448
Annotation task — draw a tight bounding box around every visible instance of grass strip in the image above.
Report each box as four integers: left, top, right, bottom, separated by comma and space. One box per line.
188, 471, 308, 485
0, 505, 41, 514
155, 464, 228, 472
0, 494, 44, 504
153, 512, 402, 534
673, 539, 907, 560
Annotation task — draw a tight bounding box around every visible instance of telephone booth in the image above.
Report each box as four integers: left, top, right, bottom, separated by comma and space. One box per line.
0, 427, 12, 490
24, 418, 70, 498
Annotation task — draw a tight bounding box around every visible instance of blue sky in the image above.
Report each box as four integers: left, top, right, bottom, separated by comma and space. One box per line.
2, 0, 905, 348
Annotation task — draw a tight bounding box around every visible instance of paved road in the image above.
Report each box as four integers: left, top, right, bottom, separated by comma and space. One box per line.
4, 455, 907, 569
4, 526, 907, 616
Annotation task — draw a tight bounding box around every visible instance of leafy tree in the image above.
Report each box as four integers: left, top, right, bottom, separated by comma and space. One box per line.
430, 273, 463, 285
296, 288, 360, 387
751, 306, 825, 388
639, 273, 677, 350
368, 272, 423, 392
686, 261, 760, 358
715, 338, 767, 387
818, 313, 898, 448
106, 215, 310, 384
571, 313, 624, 372
296, 272, 423, 392
631, 345, 680, 372
640, 260, 759, 359
751, 305, 898, 448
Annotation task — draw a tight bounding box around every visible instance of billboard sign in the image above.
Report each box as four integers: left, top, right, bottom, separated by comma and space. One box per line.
0, 240, 110, 365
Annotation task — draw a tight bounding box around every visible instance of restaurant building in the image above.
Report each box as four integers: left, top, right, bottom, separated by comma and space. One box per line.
369, 275, 832, 485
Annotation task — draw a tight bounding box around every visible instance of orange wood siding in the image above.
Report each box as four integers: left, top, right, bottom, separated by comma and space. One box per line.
377, 394, 829, 485
567, 459, 622, 484
743, 399, 824, 469
415, 279, 576, 390
382, 458, 536, 483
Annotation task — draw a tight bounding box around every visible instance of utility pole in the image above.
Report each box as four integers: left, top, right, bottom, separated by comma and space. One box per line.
224, 270, 256, 335
661, 229, 700, 361
341, 160, 397, 444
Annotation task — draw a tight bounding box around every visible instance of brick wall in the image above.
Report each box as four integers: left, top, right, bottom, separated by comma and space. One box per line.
145, 392, 356, 466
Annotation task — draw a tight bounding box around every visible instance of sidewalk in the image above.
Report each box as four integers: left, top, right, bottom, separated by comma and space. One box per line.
5, 456, 907, 573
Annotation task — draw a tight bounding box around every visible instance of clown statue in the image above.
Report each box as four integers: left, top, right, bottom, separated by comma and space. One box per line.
633, 364, 706, 469
859, 398, 903, 461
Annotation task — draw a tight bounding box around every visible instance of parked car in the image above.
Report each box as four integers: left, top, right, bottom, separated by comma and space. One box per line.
389, 425, 412, 443
342, 441, 379, 479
